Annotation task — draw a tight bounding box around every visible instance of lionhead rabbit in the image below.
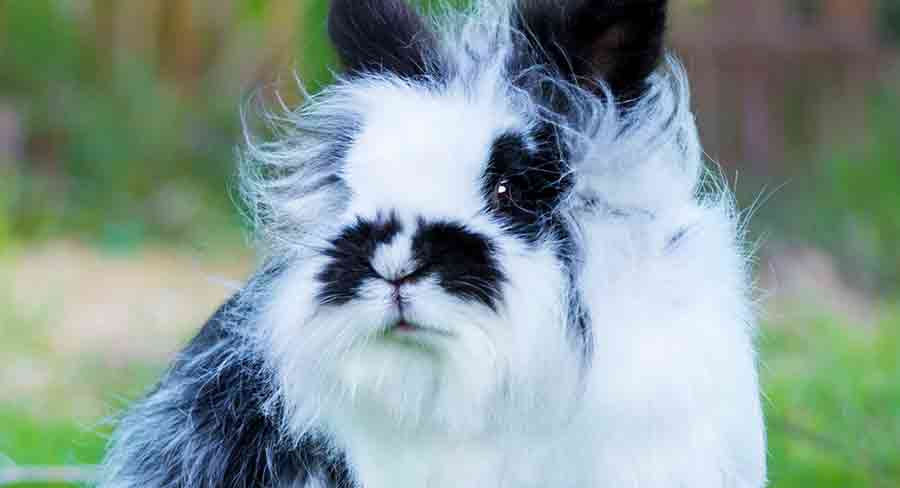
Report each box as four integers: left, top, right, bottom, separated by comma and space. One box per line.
101, 0, 767, 487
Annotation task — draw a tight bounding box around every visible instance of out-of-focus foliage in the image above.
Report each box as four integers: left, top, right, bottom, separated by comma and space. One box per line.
881, 0, 900, 44
0, 1, 327, 248
786, 88, 900, 293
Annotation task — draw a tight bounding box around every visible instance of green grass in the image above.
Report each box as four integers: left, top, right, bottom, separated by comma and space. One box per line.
0, 407, 107, 488
1, 305, 898, 487
762, 309, 900, 487
0, 271, 166, 487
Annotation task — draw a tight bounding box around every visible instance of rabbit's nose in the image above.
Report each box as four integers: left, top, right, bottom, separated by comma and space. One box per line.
384, 265, 430, 288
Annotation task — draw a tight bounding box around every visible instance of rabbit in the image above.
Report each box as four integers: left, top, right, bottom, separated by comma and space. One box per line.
99, 0, 767, 487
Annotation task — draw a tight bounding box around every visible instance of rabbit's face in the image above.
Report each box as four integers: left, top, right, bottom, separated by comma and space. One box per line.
311, 81, 581, 430
331, 82, 572, 331
253, 0, 672, 434
262, 82, 585, 434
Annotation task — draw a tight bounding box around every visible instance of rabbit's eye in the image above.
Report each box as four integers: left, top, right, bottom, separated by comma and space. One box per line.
496, 180, 509, 197
484, 129, 567, 221
495, 179, 517, 207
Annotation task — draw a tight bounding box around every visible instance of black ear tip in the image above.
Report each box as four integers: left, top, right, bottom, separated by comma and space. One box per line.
513, 0, 671, 102
327, 0, 438, 79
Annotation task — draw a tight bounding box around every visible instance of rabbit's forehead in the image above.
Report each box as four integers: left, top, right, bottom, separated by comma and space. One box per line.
342, 84, 522, 219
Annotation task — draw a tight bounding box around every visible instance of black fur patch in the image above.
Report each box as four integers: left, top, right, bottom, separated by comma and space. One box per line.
328, 0, 444, 80
512, 0, 668, 104
482, 127, 572, 242
317, 214, 404, 305
105, 269, 353, 488
411, 220, 506, 310
483, 130, 593, 357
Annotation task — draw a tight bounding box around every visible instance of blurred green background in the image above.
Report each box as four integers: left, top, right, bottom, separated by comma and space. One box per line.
1, 0, 898, 486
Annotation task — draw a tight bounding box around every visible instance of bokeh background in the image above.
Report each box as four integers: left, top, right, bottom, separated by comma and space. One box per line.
1, 0, 898, 486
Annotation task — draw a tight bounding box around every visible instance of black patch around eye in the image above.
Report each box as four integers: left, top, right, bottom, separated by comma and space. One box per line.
411, 221, 506, 310
316, 214, 403, 306
482, 125, 571, 241
484, 129, 591, 360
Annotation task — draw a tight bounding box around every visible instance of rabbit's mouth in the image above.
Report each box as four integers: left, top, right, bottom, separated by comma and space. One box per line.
382, 318, 455, 343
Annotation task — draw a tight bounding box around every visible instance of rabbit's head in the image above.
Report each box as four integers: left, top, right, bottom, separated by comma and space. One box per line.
243, 0, 707, 436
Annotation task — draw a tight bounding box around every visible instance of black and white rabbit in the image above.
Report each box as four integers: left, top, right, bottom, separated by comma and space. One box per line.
100, 0, 767, 487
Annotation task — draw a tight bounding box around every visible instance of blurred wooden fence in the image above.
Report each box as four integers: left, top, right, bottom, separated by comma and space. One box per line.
85, 0, 311, 95
671, 0, 893, 175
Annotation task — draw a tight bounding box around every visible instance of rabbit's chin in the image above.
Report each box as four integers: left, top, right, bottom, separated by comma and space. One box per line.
323, 316, 583, 438
322, 312, 505, 435
329, 349, 478, 433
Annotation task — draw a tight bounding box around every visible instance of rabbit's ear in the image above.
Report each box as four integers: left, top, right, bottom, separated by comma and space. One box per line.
513, 0, 668, 102
328, 0, 439, 79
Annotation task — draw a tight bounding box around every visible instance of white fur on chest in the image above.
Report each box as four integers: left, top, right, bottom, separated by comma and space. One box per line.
330, 416, 588, 488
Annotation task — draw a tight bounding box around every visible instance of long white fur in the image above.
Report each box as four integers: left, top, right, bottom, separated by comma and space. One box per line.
209, 1, 766, 487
